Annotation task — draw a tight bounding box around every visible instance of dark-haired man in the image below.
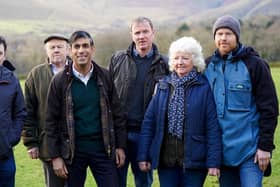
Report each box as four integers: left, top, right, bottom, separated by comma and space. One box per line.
44, 30, 126, 187
0, 36, 26, 187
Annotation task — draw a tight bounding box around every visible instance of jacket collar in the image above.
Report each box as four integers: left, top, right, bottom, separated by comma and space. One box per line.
2, 60, 15, 71
0, 64, 13, 82
158, 73, 202, 89
64, 60, 100, 84
212, 43, 261, 64
126, 42, 160, 62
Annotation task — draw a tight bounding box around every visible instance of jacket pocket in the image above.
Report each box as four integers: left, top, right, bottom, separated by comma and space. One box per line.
227, 81, 251, 111
191, 135, 206, 161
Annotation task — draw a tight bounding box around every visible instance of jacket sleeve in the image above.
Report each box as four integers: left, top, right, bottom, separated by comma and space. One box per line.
110, 75, 127, 149
9, 78, 26, 147
205, 84, 222, 168
44, 77, 62, 159
137, 90, 157, 162
108, 55, 127, 149
248, 58, 279, 152
22, 72, 39, 149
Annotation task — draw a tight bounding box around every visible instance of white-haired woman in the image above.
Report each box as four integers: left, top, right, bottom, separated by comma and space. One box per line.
137, 37, 222, 187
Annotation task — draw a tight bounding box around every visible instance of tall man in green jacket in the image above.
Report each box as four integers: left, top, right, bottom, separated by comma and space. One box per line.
22, 34, 69, 187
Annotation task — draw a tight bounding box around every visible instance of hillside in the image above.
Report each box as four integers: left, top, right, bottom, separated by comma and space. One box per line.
0, 0, 279, 35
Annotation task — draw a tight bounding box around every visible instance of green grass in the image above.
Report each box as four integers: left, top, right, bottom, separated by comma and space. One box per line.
262, 68, 280, 187
0, 20, 39, 35
15, 68, 280, 186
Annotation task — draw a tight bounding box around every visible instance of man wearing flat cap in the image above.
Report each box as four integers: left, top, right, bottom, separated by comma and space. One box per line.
205, 15, 279, 187
22, 33, 69, 187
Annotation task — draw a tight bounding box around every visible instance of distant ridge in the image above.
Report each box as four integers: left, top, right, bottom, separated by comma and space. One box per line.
0, 0, 279, 34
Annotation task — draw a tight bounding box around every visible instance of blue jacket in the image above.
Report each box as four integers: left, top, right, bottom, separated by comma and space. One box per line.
0, 61, 26, 159
137, 73, 222, 169
205, 45, 278, 166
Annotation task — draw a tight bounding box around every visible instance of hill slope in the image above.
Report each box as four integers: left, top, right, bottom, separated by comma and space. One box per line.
0, 0, 279, 34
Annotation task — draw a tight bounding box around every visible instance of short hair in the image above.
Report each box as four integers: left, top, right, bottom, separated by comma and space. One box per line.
69, 31, 94, 46
130, 17, 154, 31
0, 36, 7, 52
168, 37, 205, 72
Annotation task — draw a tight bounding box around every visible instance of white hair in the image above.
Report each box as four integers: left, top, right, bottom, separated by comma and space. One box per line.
168, 36, 205, 72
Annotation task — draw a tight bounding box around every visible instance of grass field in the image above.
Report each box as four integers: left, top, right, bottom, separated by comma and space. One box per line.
14, 68, 280, 187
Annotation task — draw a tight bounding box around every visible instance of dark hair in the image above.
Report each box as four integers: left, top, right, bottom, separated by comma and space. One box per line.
0, 36, 7, 51
130, 17, 154, 31
69, 31, 94, 46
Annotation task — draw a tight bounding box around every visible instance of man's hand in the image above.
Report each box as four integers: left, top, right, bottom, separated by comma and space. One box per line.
254, 149, 271, 172
115, 148, 126, 168
27, 147, 39, 159
52, 157, 68, 179
139, 161, 151, 172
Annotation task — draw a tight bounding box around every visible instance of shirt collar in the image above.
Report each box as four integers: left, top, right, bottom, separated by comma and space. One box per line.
50, 58, 69, 75
51, 64, 64, 75
133, 47, 154, 58
72, 63, 94, 85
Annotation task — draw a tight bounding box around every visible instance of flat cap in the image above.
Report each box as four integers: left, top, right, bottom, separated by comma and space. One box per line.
44, 34, 69, 44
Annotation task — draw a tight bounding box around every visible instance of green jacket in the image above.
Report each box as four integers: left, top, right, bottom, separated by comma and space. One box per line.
22, 62, 54, 159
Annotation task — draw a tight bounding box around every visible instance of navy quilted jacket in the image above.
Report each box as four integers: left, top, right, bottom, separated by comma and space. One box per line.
0, 61, 26, 159
137, 73, 222, 169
